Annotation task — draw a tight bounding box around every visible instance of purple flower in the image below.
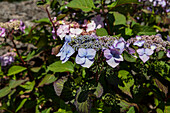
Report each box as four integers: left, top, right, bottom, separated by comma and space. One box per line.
167, 35, 170, 42
76, 48, 96, 68
111, 38, 126, 54
137, 48, 154, 63
0, 27, 6, 37
92, 15, 105, 28
19, 21, 25, 33
56, 43, 75, 63
104, 48, 123, 68
0, 52, 16, 67
167, 50, 170, 58
133, 36, 145, 47
57, 25, 69, 40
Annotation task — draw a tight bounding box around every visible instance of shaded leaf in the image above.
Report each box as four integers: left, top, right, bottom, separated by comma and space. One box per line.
123, 51, 136, 62
38, 74, 57, 87
94, 82, 103, 98
67, 0, 95, 12
53, 76, 68, 96
164, 106, 170, 113
15, 99, 27, 112
96, 28, 108, 36
47, 61, 74, 73
74, 88, 91, 113
8, 66, 27, 76
158, 51, 165, 59
154, 78, 168, 96
9, 80, 26, 89
78, 90, 89, 103
0, 87, 11, 98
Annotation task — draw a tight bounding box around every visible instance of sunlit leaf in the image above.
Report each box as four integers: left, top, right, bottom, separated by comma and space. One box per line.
96, 28, 108, 36
38, 74, 57, 87
8, 66, 27, 76
127, 106, 135, 113
47, 61, 74, 73
112, 12, 126, 25
67, 0, 95, 12
53, 76, 68, 96
118, 70, 134, 98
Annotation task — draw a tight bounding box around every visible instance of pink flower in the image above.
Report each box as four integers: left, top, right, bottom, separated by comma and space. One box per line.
86, 20, 96, 32
57, 25, 69, 40
0, 27, 6, 37
69, 28, 83, 38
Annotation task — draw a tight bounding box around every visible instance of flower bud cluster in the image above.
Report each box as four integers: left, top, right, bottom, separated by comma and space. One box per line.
0, 52, 16, 67
52, 15, 104, 40
127, 35, 170, 52
0, 19, 25, 37
68, 35, 118, 51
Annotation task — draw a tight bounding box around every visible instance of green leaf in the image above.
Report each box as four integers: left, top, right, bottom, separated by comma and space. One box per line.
9, 80, 26, 89
158, 51, 165, 59
53, 76, 68, 96
8, 66, 27, 76
94, 82, 103, 98
31, 67, 41, 73
20, 81, 35, 93
108, 0, 139, 8
96, 28, 108, 36
164, 106, 170, 113
112, 12, 126, 25
47, 61, 74, 73
41, 108, 51, 113
133, 24, 156, 35
67, 0, 95, 12
125, 27, 133, 36
127, 106, 135, 113
33, 18, 51, 24
123, 51, 136, 62
0, 87, 11, 98
15, 98, 27, 112
38, 74, 57, 87
118, 70, 134, 98
154, 78, 168, 96
74, 88, 91, 113
156, 108, 164, 113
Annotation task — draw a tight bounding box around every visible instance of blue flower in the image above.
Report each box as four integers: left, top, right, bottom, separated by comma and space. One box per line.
104, 48, 123, 68
167, 35, 170, 42
76, 48, 96, 68
56, 43, 75, 63
137, 48, 154, 63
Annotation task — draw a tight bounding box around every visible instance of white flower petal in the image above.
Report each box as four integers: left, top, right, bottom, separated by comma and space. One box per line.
139, 54, 150, 63
137, 48, 145, 56
145, 48, 154, 56
78, 48, 87, 57
81, 58, 94, 68
86, 49, 96, 60
106, 57, 119, 68
75, 55, 86, 64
